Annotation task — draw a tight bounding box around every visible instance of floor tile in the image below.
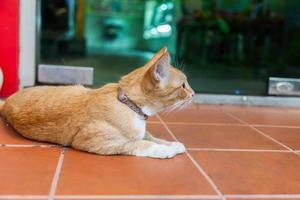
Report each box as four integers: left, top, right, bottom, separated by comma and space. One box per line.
147, 123, 174, 141
225, 109, 300, 126
190, 151, 300, 194
160, 105, 241, 124
169, 124, 284, 150
0, 147, 60, 194
0, 117, 42, 145
56, 150, 217, 195
256, 127, 300, 150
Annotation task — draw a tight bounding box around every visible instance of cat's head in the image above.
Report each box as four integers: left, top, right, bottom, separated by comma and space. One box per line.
119, 47, 195, 116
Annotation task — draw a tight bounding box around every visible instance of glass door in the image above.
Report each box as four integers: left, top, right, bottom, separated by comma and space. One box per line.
37, 0, 300, 96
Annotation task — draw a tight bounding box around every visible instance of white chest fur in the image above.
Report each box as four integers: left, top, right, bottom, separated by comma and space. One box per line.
141, 106, 156, 116
133, 115, 146, 139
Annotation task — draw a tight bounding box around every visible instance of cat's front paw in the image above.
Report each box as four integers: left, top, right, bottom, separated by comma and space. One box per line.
135, 144, 177, 159
170, 142, 186, 154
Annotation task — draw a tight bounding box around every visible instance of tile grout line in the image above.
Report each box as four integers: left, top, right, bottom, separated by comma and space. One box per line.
185, 153, 225, 200
148, 121, 246, 126
149, 121, 300, 129
157, 115, 225, 200
251, 126, 294, 151
0, 195, 220, 200
0, 195, 47, 200
187, 148, 291, 153
54, 195, 221, 199
0, 144, 57, 148
224, 194, 300, 199
246, 124, 300, 129
221, 107, 300, 114
48, 148, 65, 200
2, 194, 300, 200
223, 111, 292, 150
222, 110, 300, 157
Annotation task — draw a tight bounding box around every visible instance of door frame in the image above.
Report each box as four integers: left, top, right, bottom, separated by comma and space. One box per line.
18, 0, 37, 89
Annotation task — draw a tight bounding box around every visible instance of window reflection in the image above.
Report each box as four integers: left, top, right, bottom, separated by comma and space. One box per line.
39, 0, 300, 95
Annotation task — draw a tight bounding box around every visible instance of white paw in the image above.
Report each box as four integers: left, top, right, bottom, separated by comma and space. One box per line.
135, 144, 177, 159
170, 142, 186, 154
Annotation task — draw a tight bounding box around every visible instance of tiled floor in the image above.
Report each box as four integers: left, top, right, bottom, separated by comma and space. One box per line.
0, 104, 300, 200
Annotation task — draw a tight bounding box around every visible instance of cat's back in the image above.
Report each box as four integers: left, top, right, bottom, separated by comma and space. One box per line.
1, 85, 93, 144
2, 85, 90, 123
9, 84, 89, 103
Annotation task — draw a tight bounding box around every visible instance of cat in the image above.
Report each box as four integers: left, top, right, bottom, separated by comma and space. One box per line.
0, 47, 195, 159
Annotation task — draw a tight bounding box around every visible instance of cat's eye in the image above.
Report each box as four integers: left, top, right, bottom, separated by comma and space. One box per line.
182, 83, 186, 89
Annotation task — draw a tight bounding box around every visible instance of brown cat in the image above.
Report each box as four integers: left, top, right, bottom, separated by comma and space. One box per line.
0, 47, 194, 159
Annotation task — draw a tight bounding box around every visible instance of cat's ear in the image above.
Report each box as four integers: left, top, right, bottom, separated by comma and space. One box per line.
149, 48, 170, 82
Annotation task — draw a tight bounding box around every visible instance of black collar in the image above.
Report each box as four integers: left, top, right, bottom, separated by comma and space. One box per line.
117, 88, 148, 120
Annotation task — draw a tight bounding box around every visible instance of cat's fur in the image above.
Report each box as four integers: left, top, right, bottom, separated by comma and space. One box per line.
0, 48, 194, 158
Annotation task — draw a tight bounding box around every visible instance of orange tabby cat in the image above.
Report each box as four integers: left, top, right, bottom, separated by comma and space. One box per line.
0, 48, 194, 158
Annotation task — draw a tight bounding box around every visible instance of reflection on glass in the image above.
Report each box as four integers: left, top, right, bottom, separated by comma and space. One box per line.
39, 0, 300, 95
143, 0, 174, 39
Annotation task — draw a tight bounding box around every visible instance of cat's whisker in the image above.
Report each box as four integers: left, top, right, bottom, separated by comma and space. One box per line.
177, 99, 192, 111
168, 101, 185, 114
164, 103, 178, 114
162, 101, 182, 115
178, 102, 188, 110
183, 99, 193, 109
160, 96, 194, 116
161, 106, 173, 115
167, 106, 180, 114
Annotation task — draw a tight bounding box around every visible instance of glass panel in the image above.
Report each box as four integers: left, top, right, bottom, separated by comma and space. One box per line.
39, 0, 300, 95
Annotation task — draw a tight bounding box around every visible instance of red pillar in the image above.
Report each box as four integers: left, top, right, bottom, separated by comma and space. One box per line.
0, 0, 19, 97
